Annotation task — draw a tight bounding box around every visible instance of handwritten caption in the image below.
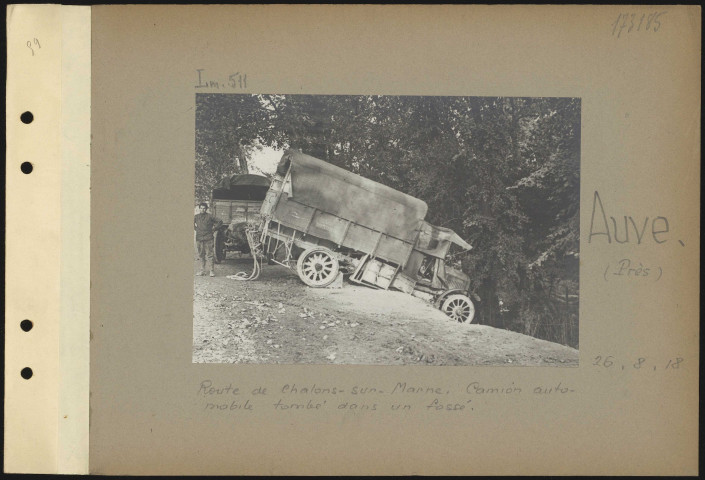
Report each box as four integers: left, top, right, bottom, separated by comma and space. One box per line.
195, 69, 247, 90
197, 380, 576, 413
589, 191, 674, 246
603, 259, 662, 282
588, 190, 687, 283
612, 11, 667, 38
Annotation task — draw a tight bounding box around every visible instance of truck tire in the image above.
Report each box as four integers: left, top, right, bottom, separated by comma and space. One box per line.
296, 247, 340, 288
214, 230, 226, 264
441, 294, 475, 323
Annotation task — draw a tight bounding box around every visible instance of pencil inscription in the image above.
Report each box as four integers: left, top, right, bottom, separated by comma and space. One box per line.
588, 191, 672, 245
602, 259, 663, 282
611, 12, 667, 38
26, 38, 41, 56
593, 355, 684, 371
195, 69, 248, 90
197, 379, 589, 414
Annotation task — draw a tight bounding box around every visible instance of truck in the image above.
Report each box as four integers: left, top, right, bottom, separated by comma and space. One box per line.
244, 150, 477, 323
209, 173, 271, 263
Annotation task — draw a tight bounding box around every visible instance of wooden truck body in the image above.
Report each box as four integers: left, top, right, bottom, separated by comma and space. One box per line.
210, 174, 270, 262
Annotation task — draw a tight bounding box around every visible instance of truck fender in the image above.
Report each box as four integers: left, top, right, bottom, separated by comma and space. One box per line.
434, 289, 467, 308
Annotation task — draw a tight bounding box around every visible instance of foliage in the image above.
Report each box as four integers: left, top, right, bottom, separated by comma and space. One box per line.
195, 94, 581, 347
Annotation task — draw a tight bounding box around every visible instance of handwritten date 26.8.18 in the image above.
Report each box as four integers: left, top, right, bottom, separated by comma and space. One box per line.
593, 355, 683, 371
612, 12, 666, 38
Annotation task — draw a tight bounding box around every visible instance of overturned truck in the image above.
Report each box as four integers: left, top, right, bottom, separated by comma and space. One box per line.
246, 150, 476, 323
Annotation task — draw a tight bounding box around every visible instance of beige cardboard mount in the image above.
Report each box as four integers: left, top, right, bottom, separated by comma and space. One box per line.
4, 5, 700, 475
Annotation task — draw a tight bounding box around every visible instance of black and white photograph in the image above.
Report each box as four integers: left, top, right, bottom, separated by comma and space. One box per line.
193, 94, 580, 365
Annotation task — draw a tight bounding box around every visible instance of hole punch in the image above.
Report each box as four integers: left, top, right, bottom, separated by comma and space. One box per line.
20, 111, 34, 124
21, 367, 33, 380
20, 319, 33, 332
21, 162, 33, 174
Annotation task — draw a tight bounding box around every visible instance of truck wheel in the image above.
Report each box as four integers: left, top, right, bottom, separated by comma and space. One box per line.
441, 294, 475, 323
296, 247, 340, 287
214, 230, 226, 264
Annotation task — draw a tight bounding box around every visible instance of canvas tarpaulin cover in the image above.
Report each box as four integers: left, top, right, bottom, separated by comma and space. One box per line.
277, 150, 428, 243
212, 174, 270, 201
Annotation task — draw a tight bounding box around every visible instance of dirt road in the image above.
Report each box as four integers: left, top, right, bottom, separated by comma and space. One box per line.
193, 256, 579, 366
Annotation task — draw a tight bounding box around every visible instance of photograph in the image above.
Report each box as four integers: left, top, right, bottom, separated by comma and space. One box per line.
193, 93, 580, 365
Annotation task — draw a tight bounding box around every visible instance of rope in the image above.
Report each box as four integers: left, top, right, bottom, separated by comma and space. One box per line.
228, 224, 263, 281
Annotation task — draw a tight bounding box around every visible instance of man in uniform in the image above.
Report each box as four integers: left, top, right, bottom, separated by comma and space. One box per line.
194, 202, 222, 277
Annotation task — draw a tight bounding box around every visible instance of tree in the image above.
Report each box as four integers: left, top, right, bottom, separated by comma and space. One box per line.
195, 94, 270, 201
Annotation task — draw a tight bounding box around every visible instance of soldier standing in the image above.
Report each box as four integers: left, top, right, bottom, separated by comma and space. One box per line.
194, 202, 222, 277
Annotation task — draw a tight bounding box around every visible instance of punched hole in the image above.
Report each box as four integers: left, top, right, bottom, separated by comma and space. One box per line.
21, 111, 34, 124
20, 319, 33, 332
21, 162, 33, 174
21, 367, 33, 380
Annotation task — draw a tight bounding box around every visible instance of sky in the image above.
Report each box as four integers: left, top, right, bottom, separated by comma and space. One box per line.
248, 145, 283, 175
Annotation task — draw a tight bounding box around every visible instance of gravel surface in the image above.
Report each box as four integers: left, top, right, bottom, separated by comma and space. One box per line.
193, 256, 579, 366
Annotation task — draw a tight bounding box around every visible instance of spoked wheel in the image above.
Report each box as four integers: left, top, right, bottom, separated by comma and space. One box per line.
296, 247, 340, 287
441, 294, 475, 323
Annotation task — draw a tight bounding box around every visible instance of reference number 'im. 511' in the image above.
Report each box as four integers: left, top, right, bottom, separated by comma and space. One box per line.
195, 69, 247, 90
